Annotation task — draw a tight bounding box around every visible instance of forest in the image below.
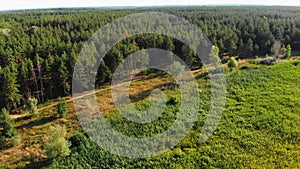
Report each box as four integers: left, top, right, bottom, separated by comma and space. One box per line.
0, 6, 299, 168
0, 6, 300, 108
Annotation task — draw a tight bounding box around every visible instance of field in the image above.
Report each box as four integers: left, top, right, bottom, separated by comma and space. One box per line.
0, 59, 299, 168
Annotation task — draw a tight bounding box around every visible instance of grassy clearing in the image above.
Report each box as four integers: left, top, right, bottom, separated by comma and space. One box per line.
1, 60, 299, 168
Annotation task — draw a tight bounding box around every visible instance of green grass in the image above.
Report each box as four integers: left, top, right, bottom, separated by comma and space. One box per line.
52, 60, 300, 168
1, 60, 299, 168
212, 60, 300, 167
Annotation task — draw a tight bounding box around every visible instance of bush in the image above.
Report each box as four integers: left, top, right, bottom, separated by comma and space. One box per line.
56, 97, 67, 118
27, 97, 38, 116
167, 97, 178, 105
44, 125, 71, 162
227, 57, 238, 71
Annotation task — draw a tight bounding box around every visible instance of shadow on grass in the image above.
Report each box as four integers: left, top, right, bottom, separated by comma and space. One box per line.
17, 116, 58, 129
129, 82, 178, 103
195, 72, 209, 80
14, 115, 32, 123
17, 158, 51, 169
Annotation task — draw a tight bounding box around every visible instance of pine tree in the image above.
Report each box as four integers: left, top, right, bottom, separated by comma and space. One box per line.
56, 54, 70, 95
1, 64, 21, 110
0, 108, 17, 138
285, 44, 292, 58
165, 37, 175, 52
0, 108, 19, 148
19, 58, 32, 99
44, 125, 71, 162
181, 45, 194, 67
27, 97, 38, 116
96, 61, 111, 85
56, 97, 67, 118
35, 54, 44, 101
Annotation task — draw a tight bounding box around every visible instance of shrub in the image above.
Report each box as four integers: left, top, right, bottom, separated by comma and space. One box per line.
56, 97, 67, 118
44, 125, 71, 162
167, 97, 178, 105
227, 57, 238, 71
27, 97, 38, 116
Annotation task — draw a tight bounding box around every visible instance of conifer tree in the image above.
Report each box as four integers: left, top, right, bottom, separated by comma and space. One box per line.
0, 108, 19, 148
1, 64, 21, 110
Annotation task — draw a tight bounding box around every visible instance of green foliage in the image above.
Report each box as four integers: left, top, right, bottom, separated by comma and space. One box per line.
285, 44, 292, 58
0, 6, 300, 168
0, 108, 17, 138
56, 97, 67, 118
54, 61, 300, 168
0, 108, 19, 148
209, 45, 222, 71
0, 63, 21, 109
181, 45, 194, 67
44, 125, 71, 162
1, 6, 300, 108
227, 57, 238, 70
27, 97, 38, 116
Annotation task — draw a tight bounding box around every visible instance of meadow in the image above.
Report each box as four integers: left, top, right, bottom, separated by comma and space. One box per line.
0, 59, 299, 168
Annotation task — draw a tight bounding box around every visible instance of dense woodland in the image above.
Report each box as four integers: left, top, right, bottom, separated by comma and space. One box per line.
0, 6, 299, 168
0, 6, 300, 110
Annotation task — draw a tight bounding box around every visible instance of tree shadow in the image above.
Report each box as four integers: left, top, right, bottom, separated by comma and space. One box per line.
129, 82, 178, 103
17, 116, 58, 129
14, 115, 32, 123
17, 158, 51, 169
195, 72, 209, 80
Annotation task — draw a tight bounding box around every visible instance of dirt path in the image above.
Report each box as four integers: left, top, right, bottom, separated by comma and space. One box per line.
10, 69, 204, 119
10, 114, 29, 119
10, 86, 111, 119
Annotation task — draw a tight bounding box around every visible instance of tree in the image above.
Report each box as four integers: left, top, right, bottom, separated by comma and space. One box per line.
165, 37, 175, 52
241, 39, 254, 58
0, 108, 19, 148
96, 61, 112, 86
271, 41, 282, 59
57, 53, 70, 95
181, 45, 194, 67
44, 125, 71, 162
105, 47, 123, 72
56, 97, 67, 118
1, 64, 21, 110
19, 58, 32, 99
285, 44, 292, 58
227, 57, 238, 71
27, 98, 38, 116
209, 45, 222, 71
35, 54, 44, 102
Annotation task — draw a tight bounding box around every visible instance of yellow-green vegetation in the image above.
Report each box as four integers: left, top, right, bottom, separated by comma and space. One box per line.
227, 57, 238, 70
0, 28, 10, 35
56, 98, 67, 118
44, 125, 71, 163
1, 60, 299, 168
